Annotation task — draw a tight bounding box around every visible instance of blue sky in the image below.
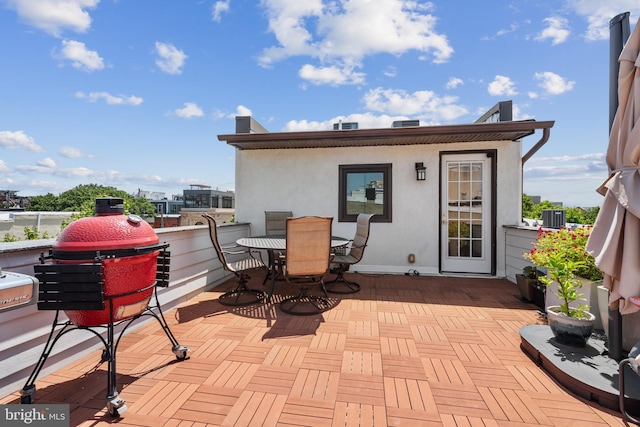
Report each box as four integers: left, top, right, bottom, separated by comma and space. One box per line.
1, 0, 639, 207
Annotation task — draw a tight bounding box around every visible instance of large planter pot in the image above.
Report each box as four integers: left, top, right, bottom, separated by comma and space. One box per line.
531, 281, 546, 310
545, 278, 603, 330
515, 274, 536, 302
547, 306, 596, 347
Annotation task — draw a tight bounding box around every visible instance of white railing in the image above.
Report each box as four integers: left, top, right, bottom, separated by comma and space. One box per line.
0, 222, 251, 399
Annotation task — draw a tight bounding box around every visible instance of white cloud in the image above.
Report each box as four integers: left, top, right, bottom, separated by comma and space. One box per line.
511, 104, 533, 121
0, 130, 43, 152
213, 104, 253, 120
174, 102, 204, 118
487, 75, 517, 96
535, 17, 570, 45
154, 42, 187, 75
298, 64, 366, 86
236, 105, 252, 116
56, 39, 104, 71
527, 153, 604, 163
0, 160, 9, 173
37, 157, 56, 168
60, 146, 92, 158
75, 91, 143, 105
534, 71, 575, 95
495, 23, 518, 37
383, 66, 397, 78
565, 0, 640, 41
446, 77, 463, 89
283, 112, 408, 131
362, 87, 468, 121
4, 0, 99, 37
212, 0, 230, 22
258, 0, 453, 85
523, 152, 608, 206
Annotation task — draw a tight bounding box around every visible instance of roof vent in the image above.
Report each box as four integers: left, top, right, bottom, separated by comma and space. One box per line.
333, 122, 358, 130
392, 120, 420, 128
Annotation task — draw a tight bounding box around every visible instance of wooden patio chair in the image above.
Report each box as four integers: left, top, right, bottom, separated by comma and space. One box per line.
203, 214, 267, 306
280, 216, 333, 315
326, 213, 374, 294
262, 211, 293, 285
265, 211, 293, 236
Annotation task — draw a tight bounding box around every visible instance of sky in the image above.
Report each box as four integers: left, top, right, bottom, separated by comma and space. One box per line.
1, 1, 639, 207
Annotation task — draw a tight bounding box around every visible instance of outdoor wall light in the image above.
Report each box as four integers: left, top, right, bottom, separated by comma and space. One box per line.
415, 162, 426, 181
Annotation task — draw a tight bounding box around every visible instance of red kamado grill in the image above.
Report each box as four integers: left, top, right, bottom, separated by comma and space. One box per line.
53, 197, 160, 326
21, 197, 189, 417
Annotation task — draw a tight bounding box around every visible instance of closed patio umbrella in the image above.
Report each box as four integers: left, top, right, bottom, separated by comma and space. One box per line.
587, 17, 640, 316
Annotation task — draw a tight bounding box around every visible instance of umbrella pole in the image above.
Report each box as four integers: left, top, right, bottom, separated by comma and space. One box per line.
609, 12, 630, 130
607, 12, 630, 361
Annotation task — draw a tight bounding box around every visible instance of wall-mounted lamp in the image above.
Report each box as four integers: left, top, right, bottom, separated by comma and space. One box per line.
415, 162, 426, 181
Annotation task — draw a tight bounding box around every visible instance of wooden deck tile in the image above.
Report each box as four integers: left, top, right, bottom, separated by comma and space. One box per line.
309, 331, 347, 351
290, 368, 340, 400
301, 349, 343, 372
341, 351, 383, 376
380, 336, 420, 357
336, 373, 386, 406
5, 274, 626, 426
245, 366, 298, 395
331, 401, 387, 427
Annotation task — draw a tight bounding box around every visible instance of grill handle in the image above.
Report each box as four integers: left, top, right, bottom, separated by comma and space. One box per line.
50, 242, 170, 261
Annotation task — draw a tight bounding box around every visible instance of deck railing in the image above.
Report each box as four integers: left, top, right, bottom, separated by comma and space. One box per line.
0, 222, 251, 398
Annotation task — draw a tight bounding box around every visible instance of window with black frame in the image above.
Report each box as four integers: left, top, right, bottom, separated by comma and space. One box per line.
339, 163, 391, 222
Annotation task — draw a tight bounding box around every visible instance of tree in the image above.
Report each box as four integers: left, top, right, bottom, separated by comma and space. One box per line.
521, 194, 601, 225
26, 184, 156, 218
522, 194, 535, 218
27, 193, 60, 211
530, 200, 556, 219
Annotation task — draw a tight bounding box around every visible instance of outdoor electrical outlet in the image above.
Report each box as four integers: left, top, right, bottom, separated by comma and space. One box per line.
408, 253, 415, 263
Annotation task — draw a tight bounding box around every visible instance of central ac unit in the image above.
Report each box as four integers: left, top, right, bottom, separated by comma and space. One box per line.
542, 209, 565, 229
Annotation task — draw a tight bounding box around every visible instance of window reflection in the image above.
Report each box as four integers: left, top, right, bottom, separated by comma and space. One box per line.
339, 164, 391, 222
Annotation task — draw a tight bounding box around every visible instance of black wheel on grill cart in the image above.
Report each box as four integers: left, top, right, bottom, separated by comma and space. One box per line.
173, 345, 190, 361
21, 385, 36, 404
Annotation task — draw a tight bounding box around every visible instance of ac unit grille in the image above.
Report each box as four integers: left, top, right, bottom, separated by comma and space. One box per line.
542, 209, 565, 229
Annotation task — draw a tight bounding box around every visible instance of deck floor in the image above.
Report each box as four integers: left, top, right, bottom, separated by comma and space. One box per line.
1, 273, 628, 426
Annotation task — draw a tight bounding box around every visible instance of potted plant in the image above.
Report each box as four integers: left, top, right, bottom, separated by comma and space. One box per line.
523, 226, 603, 346
515, 266, 545, 305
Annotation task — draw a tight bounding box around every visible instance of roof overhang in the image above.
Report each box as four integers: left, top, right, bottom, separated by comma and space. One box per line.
218, 120, 555, 150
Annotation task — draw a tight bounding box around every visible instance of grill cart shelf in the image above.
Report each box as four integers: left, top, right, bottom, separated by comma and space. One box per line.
20, 244, 190, 417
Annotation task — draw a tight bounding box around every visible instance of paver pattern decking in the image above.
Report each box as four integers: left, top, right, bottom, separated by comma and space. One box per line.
1, 273, 627, 426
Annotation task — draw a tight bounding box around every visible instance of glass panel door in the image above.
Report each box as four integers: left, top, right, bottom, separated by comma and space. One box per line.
441, 154, 492, 274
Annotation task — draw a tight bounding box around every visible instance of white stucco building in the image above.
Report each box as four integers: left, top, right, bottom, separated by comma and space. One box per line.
218, 104, 554, 278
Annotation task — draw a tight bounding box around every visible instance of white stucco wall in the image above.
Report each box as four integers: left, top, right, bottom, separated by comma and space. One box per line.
234, 140, 523, 277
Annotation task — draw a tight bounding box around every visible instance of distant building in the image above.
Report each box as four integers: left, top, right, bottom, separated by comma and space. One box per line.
183, 184, 234, 209
146, 185, 236, 228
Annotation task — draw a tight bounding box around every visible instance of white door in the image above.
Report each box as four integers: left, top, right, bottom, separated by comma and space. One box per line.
440, 153, 492, 274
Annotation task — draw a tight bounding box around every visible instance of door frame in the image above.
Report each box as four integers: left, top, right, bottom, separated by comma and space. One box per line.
439, 149, 497, 275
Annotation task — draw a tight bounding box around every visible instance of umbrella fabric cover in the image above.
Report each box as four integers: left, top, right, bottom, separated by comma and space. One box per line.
587, 17, 640, 315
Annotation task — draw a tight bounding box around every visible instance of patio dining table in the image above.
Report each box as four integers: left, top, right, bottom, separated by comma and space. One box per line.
236, 235, 349, 302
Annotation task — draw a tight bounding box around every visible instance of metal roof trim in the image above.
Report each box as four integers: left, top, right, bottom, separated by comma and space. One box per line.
218, 120, 555, 150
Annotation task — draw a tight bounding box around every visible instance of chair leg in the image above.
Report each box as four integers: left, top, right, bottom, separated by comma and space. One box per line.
219, 274, 265, 306
619, 358, 640, 425
325, 270, 361, 294
280, 285, 330, 315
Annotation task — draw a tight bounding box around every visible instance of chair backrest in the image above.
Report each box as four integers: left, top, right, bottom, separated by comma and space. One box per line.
265, 211, 293, 235
349, 213, 374, 261
285, 216, 332, 277
202, 214, 230, 271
